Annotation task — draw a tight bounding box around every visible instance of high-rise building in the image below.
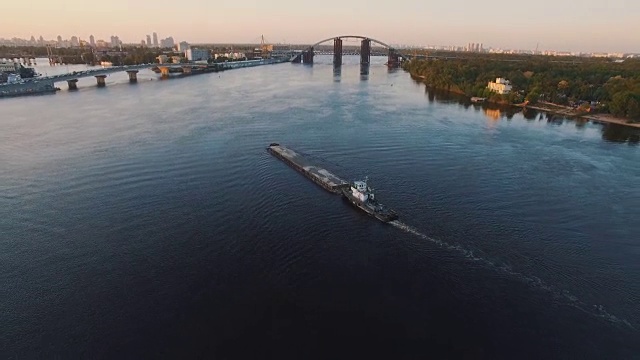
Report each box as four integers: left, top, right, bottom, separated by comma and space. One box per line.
70, 36, 79, 47
178, 41, 190, 52
29, 36, 36, 44
110, 35, 120, 47
38, 36, 44, 45
146, 35, 152, 46
89, 35, 95, 47
57, 35, 63, 45
153, 32, 158, 47
141, 40, 147, 47
160, 37, 175, 49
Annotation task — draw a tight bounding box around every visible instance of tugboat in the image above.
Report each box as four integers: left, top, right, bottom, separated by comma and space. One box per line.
341, 177, 398, 222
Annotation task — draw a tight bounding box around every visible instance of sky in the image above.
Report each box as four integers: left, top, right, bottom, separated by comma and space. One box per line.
3, 0, 639, 53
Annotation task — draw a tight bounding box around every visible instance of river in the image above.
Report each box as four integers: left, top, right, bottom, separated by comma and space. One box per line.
1, 55, 639, 359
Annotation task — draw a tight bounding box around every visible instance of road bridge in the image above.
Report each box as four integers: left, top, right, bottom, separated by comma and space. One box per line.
16, 63, 213, 89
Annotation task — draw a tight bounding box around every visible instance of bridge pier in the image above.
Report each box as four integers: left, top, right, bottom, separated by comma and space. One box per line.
388, 49, 400, 68
360, 39, 371, 66
126, 70, 139, 83
302, 47, 314, 64
333, 38, 342, 66
182, 66, 192, 75
67, 79, 78, 90
95, 75, 107, 87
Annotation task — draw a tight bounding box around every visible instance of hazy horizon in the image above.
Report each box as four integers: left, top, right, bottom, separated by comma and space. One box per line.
4, 0, 640, 53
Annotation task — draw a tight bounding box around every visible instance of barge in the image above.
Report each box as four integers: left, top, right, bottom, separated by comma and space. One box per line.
267, 143, 399, 223
267, 143, 349, 194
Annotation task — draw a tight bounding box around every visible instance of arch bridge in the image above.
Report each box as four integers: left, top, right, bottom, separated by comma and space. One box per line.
292, 35, 406, 68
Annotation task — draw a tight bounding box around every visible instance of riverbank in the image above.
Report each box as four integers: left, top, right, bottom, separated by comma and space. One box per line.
410, 74, 640, 129
514, 102, 640, 129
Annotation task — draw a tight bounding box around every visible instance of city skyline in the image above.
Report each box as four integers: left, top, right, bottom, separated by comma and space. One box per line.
3, 0, 639, 53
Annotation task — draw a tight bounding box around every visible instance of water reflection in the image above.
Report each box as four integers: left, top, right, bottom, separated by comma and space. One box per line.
484, 108, 501, 122
333, 65, 341, 82
602, 124, 640, 144
360, 63, 370, 78
522, 107, 539, 120
419, 88, 640, 144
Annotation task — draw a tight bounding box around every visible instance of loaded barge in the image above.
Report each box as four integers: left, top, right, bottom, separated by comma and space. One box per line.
267, 143, 349, 194
267, 143, 399, 223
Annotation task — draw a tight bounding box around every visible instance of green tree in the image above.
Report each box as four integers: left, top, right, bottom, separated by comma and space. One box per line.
610, 91, 631, 117
627, 97, 640, 120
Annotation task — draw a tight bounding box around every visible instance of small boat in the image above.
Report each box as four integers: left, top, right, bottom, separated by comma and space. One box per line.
341, 177, 398, 223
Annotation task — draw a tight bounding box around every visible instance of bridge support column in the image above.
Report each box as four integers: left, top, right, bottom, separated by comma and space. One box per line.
388, 49, 400, 68
159, 66, 170, 78
360, 39, 371, 75
182, 66, 192, 75
333, 38, 343, 66
126, 70, 139, 83
67, 79, 78, 90
360, 39, 371, 66
303, 47, 314, 64
95, 75, 107, 87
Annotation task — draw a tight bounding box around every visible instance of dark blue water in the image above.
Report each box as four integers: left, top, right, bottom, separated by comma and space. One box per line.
1, 56, 639, 359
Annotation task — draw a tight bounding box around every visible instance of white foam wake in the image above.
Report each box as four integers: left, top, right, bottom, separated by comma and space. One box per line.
388, 220, 636, 331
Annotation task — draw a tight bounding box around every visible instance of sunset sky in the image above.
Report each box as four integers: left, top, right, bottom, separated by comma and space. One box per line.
4, 0, 639, 52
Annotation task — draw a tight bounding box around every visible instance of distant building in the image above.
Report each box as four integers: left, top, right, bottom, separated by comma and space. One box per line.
70, 36, 79, 47
110, 35, 120, 48
185, 48, 211, 61
153, 32, 158, 47
160, 37, 175, 49
96, 39, 108, 48
178, 41, 190, 52
487, 78, 512, 95
146, 35, 152, 46
89, 35, 95, 47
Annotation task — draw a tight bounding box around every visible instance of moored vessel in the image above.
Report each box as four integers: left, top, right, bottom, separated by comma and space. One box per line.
341, 177, 398, 222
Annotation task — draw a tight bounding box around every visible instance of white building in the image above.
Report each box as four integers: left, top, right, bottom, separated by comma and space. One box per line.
487, 78, 513, 95
186, 48, 211, 61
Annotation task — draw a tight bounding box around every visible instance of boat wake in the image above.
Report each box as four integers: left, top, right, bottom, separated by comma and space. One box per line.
388, 220, 636, 331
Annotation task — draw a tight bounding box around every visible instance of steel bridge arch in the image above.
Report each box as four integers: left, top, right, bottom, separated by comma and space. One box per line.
308, 35, 394, 51
299, 35, 408, 59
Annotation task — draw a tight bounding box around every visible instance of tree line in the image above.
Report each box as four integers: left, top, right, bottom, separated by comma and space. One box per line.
402, 53, 640, 121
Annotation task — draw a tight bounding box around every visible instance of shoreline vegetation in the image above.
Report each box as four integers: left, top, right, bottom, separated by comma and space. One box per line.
404, 52, 640, 128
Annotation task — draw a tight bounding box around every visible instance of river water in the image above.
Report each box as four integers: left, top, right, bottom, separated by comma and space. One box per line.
1, 56, 639, 359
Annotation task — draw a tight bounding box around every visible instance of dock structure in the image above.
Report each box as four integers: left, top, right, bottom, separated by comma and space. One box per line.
267, 143, 349, 194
